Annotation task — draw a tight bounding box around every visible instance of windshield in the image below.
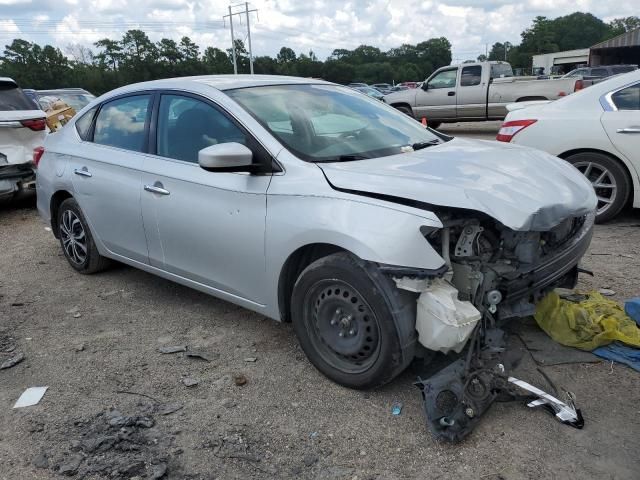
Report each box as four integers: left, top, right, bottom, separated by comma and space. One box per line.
227, 84, 443, 162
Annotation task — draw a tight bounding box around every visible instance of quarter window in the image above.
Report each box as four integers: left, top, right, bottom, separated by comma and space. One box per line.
460, 66, 482, 87
156, 94, 247, 163
93, 95, 151, 152
611, 84, 640, 110
427, 69, 457, 89
75, 106, 98, 141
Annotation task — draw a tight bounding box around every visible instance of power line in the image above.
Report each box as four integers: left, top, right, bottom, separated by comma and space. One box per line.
223, 2, 257, 74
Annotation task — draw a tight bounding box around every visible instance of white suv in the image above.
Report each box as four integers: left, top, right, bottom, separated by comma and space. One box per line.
0, 77, 46, 200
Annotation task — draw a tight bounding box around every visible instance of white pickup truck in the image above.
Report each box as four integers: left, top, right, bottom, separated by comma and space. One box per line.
384, 61, 584, 128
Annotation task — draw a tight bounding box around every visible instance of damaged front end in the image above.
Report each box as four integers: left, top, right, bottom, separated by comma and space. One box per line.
394, 208, 594, 441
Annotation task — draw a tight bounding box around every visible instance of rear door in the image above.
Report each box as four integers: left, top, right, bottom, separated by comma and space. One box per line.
601, 81, 640, 171
70, 93, 152, 263
0, 79, 46, 167
414, 68, 458, 121
456, 65, 485, 119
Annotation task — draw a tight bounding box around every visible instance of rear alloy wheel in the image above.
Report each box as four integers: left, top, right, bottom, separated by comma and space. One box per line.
57, 198, 110, 274
566, 152, 630, 223
291, 252, 416, 389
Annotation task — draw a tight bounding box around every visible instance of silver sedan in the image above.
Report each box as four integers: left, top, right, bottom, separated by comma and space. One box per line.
37, 75, 595, 389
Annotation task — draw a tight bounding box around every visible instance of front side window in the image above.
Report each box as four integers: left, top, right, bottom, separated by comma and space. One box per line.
227, 84, 444, 162
427, 69, 458, 89
93, 95, 151, 152
156, 94, 247, 163
612, 84, 640, 110
75, 106, 98, 140
460, 66, 482, 87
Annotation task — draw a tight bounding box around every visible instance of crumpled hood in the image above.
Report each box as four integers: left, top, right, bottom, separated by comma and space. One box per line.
319, 138, 597, 231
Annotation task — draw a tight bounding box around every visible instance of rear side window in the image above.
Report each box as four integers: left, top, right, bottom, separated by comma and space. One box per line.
612, 66, 635, 75
75, 106, 98, 140
0, 82, 36, 111
612, 84, 640, 110
460, 66, 482, 86
93, 95, 151, 152
590, 68, 608, 77
490, 64, 513, 79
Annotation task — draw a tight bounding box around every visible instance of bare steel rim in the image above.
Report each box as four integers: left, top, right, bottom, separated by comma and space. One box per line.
573, 160, 617, 216
60, 209, 88, 265
303, 279, 381, 374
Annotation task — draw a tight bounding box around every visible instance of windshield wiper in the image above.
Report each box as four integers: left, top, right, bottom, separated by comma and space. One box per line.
411, 140, 442, 151
314, 154, 370, 163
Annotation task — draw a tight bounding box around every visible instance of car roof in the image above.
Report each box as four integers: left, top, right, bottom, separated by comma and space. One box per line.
107, 75, 333, 97
0, 77, 18, 86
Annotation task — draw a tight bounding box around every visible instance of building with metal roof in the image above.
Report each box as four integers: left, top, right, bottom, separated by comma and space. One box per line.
590, 28, 640, 66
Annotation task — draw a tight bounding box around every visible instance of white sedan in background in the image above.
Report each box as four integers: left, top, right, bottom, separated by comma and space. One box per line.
498, 70, 639, 222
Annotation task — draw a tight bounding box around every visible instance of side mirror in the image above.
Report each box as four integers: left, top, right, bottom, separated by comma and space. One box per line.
422, 82, 429, 91
198, 142, 254, 172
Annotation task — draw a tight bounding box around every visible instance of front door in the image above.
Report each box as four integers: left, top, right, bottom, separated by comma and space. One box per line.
140, 93, 270, 304
456, 65, 485, 120
70, 94, 152, 263
414, 68, 458, 121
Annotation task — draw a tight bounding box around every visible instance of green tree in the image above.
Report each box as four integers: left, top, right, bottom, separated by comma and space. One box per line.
609, 16, 640, 36
203, 47, 232, 74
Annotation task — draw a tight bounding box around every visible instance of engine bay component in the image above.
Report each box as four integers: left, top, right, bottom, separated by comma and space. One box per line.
415, 279, 481, 353
415, 326, 584, 442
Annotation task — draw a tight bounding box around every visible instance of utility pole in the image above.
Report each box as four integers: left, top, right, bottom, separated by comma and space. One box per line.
245, 2, 254, 74
223, 3, 258, 75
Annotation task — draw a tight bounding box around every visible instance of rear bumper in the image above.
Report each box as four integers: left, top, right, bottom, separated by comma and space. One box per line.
0, 164, 35, 199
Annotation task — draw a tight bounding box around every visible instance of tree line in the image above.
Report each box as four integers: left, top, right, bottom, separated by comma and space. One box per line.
0, 12, 637, 95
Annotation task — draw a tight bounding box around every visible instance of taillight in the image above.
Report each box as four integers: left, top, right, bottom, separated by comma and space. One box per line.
574, 79, 584, 92
33, 147, 44, 168
21, 118, 46, 131
496, 119, 537, 142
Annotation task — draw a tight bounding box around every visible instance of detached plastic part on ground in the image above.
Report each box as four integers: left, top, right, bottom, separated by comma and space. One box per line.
415, 326, 583, 443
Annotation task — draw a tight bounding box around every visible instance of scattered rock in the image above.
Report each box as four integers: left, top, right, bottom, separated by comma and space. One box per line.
158, 345, 187, 354
151, 462, 168, 479
74, 343, 85, 352
182, 377, 199, 387
120, 460, 145, 476
599, 288, 616, 296
98, 290, 119, 298
221, 398, 236, 408
73, 312, 82, 318
156, 403, 183, 415
59, 454, 83, 476
66, 306, 79, 314
32, 452, 48, 469
0, 352, 25, 370
244, 357, 257, 362
233, 374, 247, 386
11, 302, 24, 307
186, 350, 214, 362
303, 453, 319, 467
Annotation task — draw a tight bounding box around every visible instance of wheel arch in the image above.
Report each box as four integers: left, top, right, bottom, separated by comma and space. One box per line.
515, 96, 548, 102
50, 190, 74, 238
389, 102, 413, 113
558, 148, 636, 206
277, 243, 348, 322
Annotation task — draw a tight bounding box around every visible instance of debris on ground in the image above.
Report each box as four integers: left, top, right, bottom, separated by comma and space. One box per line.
32, 452, 49, 469
592, 300, 640, 371
156, 403, 183, 415
185, 350, 214, 362
1, 352, 25, 370
181, 377, 199, 387
391, 402, 403, 416
233, 374, 247, 386
158, 345, 187, 354
535, 292, 640, 350
244, 357, 257, 362
599, 288, 616, 296
48, 407, 174, 478
625, 297, 640, 323
13, 386, 48, 408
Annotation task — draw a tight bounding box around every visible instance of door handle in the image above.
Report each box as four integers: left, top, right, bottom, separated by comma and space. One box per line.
616, 127, 640, 134
144, 183, 170, 195
73, 168, 92, 177
447, 91, 456, 96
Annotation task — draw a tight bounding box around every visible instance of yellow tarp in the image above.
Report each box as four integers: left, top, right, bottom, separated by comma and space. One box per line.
534, 292, 640, 351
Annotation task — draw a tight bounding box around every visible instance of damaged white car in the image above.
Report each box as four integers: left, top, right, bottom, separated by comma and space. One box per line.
36, 76, 597, 389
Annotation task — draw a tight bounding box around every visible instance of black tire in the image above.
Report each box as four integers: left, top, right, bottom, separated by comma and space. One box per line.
291, 252, 417, 389
427, 121, 442, 129
57, 198, 110, 274
565, 152, 631, 223
395, 105, 414, 118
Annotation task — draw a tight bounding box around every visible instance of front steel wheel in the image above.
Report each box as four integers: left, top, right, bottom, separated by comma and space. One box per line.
291, 252, 417, 389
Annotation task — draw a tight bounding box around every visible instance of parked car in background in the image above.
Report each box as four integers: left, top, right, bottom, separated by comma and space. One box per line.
372, 83, 393, 94
389, 85, 409, 93
562, 65, 638, 87
384, 61, 584, 128
352, 86, 385, 100
0, 77, 46, 200
347, 82, 368, 88
399, 82, 420, 89
24, 88, 96, 112
498, 69, 640, 222
37, 75, 595, 389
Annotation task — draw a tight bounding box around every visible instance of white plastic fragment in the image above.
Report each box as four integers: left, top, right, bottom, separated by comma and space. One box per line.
13, 386, 48, 408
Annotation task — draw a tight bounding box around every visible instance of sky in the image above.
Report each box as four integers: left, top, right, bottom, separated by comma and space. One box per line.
0, 1, 636, 62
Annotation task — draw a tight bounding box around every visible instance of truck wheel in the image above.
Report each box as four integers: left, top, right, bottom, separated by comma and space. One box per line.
565, 152, 630, 223
57, 198, 110, 274
291, 252, 416, 389
427, 121, 442, 129
395, 105, 414, 118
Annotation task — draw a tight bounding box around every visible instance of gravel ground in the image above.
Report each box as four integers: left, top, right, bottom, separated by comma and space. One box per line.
1, 124, 639, 479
